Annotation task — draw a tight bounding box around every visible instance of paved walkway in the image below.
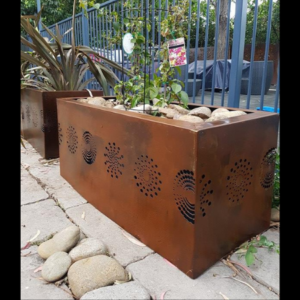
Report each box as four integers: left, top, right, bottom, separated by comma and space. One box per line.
21, 140, 279, 299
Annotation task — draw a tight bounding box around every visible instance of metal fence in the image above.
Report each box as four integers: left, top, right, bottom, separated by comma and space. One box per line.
39, 0, 280, 112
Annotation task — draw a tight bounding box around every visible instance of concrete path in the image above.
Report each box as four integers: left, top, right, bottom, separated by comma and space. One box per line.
21, 140, 279, 299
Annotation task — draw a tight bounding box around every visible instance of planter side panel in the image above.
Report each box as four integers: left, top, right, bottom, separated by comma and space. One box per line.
21, 89, 46, 157
57, 99, 198, 276
21, 89, 103, 159
193, 115, 279, 277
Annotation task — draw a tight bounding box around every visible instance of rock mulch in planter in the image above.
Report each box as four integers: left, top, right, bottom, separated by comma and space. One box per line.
74, 96, 247, 124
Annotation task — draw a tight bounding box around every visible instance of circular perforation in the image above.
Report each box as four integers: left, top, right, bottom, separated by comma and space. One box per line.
104, 142, 124, 178
133, 155, 161, 197
173, 170, 195, 224
199, 175, 213, 217
226, 159, 253, 204
66, 125, 78, 154
82, 131, 97, 164
260, 148, 277, 189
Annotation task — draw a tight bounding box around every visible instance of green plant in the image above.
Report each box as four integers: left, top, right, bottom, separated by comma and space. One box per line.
20, 0, 133, 95
272, 148, 280, 208
236, 234, 279, 267
83, 0, 194, 107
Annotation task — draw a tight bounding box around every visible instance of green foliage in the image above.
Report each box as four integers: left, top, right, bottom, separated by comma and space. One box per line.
272, 148, 280, 208
20, 2, 133, 94
88, 0, 193, 108
236, 235, 279, 267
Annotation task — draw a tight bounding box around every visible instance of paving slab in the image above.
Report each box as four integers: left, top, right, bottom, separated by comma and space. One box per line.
231, 228, 279, 293
21, 199, 73, 247
66, 203, 154, 267
22, 147, 87, 210
126, 253, 278, 299
21, 246, 73, 299
21, 166, 49, 205
81, 281, 151, 300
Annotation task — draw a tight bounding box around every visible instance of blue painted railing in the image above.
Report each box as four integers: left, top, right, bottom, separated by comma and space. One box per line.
37, 0, 279, 112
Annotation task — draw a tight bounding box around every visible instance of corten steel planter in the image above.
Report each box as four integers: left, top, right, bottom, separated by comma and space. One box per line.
20, 89, 103, 159
57, 97, 279, 279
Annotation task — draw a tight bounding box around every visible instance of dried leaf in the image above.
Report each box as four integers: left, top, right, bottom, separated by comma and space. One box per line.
34, 265, 43, 273
21, 251, 32, 257
235, 248, 247, 254
21, 242, 31, 250
28, 230, 41, 242
81, 211, 86, 220
22, 163, 30, 170
160, 291, 168, 299
230, 260, 253, 276
219, 292, 229, 299
225, 276, 258, 294
122, 230, 146, 247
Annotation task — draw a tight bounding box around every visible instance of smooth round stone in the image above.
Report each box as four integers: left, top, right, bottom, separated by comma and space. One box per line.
178, 115, 204, 124
69, 238, 108, 262
188, 106, 211, 119
42, 252, 72, 282
271, 208, 280, 222
38, 225, 80, 259
68, 255, 129, 299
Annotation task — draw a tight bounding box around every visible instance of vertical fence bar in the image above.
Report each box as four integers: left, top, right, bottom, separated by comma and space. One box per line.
184, 0, 192, 94
274, 60, 279, 112
210, 0, 220, 105
259, 0, 273, 110
246, 0, 259, 109
82, 8, 89, 46
221, 0, 232, 106
227, 0, 247, 108
151, 0, 155, 79
37, 0, 42, 31
192, 0, 201, 103
201, 0, 210, 104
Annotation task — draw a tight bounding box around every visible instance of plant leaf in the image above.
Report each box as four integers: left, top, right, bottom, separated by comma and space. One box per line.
179, 91, 189, 106
245, 250, 255, 266
171, 83, 182, 94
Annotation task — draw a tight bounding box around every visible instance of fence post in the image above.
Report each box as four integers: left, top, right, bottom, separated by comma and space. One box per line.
227, 0, 247, 108
81, 8, 89, 46
37, 0, 42, 31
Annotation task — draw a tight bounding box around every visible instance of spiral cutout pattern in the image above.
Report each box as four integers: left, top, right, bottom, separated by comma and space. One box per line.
199, 175, 213, 217
260, 148, 276, 189
104, 142, 124, 178
81, 131, 97, 164
173, 170, 195, 224
66, 126, 78, 154
226, 159, 253, 204
133, 155, 161, 197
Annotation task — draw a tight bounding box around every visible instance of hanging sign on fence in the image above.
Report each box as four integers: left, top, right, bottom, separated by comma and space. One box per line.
167, 37, 187, 67
122, 33, 134, 55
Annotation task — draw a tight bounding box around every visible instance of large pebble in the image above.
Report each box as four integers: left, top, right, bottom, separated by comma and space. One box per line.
211, 107, 229, 117
38, 225, 80, 259
178, 115, 204, 124
69, 238, 108, 263
42, 252, 71, 282
68, 255, 129, 299
158, 107, 177, 119
87, 97, 107, 107
188, 106, 211, 119
168, 104, 189, 115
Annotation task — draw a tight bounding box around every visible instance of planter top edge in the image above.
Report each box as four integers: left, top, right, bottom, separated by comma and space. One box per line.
56, 97, 278, 132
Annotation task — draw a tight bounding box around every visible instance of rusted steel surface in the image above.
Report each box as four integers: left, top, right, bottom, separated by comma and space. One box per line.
57, 97, 279, 278
20, 89, 103, 158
